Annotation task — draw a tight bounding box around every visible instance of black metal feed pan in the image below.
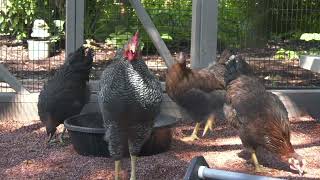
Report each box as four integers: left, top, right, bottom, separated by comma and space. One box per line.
64, 112, 177, 157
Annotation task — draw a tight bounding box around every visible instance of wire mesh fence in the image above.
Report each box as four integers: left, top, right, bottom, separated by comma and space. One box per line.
0, 0, 65, 93
84, 0, 192, 82
1, 0, 320, 93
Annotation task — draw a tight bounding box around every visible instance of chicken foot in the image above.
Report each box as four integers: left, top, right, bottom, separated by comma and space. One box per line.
181, 123, 201, 142
251, 150, 267, 173
47, 127, 67, 145
47, 133, 55, 144
202, 116, 215, 137
115, 160, 121, 180
130, 155, 137, 180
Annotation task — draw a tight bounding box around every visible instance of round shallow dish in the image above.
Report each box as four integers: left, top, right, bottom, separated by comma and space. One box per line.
64, 112, 177, 157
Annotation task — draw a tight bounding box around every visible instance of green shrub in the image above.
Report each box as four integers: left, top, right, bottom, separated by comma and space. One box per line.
0, 0, 36, 39
0, 0, 64, 40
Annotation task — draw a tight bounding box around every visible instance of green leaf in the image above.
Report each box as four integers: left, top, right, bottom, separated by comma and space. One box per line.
275, 48, 286, 55
285, 50, 299, 60
273, 54, 285, 60
300, 33, 320, 41
161, 33, 173, 40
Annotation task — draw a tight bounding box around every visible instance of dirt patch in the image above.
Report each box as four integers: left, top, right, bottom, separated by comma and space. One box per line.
0, 116, 319, 179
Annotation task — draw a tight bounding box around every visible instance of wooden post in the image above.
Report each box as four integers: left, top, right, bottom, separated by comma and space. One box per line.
66, 0, 84, 57
191, 0, 218, 69
129, 0, 174, 68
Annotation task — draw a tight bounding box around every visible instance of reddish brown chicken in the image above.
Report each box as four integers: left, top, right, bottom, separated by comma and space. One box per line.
166, 51, 231, 141
223, 55, 306, 175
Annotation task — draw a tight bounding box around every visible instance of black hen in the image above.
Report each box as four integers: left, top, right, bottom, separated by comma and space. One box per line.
38, 47, 93, 144
98, 32, 162, 180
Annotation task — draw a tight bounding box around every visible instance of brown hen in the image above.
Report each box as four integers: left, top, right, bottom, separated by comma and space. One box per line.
166, 51, 231, 141
223, 56, 305, 175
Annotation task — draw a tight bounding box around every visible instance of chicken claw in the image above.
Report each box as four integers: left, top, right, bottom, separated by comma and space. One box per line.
47, 128, 67, 146
202, 117, 215, 137
181, 123, 200, 142
181, 134, 200, 142
47, 133, 55, 144
58, 127, 67, 144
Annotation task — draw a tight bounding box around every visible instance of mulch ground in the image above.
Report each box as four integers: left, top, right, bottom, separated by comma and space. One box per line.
0, 115, 319, 179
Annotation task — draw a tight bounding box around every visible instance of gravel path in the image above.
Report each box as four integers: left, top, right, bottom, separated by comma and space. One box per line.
0, 116, 319, 179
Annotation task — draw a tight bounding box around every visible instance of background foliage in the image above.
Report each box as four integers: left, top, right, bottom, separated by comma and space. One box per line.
0, 0, 64, 40
0, 0, 319, 51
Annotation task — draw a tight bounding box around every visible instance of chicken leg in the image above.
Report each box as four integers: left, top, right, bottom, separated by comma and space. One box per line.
115, 160, 121, 180
251, 150, 267, 173
202, 116, 215, 137
130, 155, 138, 180
181, 123, 201, 142
47, 127, 67, 145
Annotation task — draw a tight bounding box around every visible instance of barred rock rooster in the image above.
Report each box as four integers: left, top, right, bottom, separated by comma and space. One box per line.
165, 51, 231, 141
38, 47, 93, 144
98, 32, 162, 180
223, 55, 305, 175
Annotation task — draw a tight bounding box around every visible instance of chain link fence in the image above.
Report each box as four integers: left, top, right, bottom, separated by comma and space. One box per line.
0, 0, 320, 93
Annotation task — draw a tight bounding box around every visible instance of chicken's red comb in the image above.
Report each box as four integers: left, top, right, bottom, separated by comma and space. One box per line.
132, 31, 139, 44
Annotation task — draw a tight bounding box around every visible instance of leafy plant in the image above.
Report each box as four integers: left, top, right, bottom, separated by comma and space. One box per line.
85, 0, 190, 52
298, 33, 320, 56
0, 0, 36, 39
300, 33, 320, 41
105, 31, 145, 50
49, 20, 65, 43
274, 48, 299, 60
0, 0, 64, 40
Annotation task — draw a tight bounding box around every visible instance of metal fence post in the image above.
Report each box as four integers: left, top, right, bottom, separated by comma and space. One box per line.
66, 0, 84, 57
191, 0, 218, 69
129, 0, 174, 68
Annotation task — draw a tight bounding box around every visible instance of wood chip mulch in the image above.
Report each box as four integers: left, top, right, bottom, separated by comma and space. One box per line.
0, 115, 319, 180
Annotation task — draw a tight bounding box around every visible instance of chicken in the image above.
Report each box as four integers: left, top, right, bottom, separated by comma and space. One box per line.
165, 50, 231, 141
38, 47, 93, 144
98, 32, 162, 180
223, 55, 305, 175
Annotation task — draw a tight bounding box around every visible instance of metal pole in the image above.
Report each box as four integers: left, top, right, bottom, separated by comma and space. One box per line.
191, 0, 218, 69
129, 0, 174, 68
198, 166, 284, 180
66, 0, 84, 57
0, 64, 29, 94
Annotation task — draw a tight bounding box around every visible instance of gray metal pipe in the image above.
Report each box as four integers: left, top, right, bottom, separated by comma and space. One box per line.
198, 166, 285, 180
0, 64, 29, 94
129, 0, 174, 68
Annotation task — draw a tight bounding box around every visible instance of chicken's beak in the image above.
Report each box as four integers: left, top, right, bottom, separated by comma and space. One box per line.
130, 44, 136, 53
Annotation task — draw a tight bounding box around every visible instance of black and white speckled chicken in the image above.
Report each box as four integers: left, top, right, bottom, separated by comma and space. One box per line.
223, 55, 305, 175
98, 32, 162, 180
165, 50, 232, 141
38, 47, 93, 144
